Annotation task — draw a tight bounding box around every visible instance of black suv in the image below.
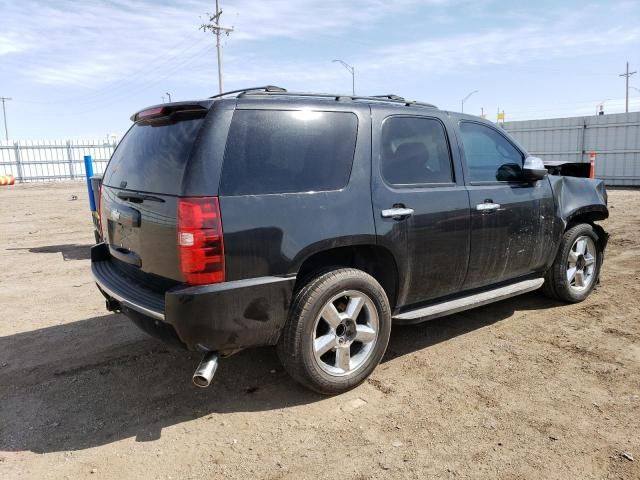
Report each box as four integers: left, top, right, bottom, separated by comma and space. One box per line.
91, 86, 608, 394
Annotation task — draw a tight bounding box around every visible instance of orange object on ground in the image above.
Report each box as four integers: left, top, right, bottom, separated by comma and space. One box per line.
588, 151, 596, 178
0, 175, 15, 185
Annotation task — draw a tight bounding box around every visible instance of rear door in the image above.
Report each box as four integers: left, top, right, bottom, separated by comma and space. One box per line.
217, 104, 373, 281
371, 108, 470, 308
100, 107, 209, 282
455, 120, 555, 289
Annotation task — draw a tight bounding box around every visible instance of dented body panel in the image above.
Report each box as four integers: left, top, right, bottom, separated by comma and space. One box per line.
547, 176, 609, 226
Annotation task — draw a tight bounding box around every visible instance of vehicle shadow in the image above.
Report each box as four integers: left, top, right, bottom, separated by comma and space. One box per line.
0, 292, 561, 454
6, 244, 93, 261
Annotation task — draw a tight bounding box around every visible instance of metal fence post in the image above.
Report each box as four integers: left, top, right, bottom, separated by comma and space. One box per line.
66, 140, 75, 179
580, 118, 587, 164
13, 141, 24, 182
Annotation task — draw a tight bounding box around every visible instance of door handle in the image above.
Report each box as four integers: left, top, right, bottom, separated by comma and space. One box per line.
381, 207, 414, 219
476, 202, 501, 212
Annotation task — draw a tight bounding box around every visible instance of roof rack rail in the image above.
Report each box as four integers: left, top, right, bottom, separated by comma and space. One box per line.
404, 100, 438, 108
209, 85, 286, 99
243, 90, 437, 109
371, 94, 405, 101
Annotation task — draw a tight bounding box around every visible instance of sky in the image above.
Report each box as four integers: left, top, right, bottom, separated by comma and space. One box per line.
0, 0, 639, 141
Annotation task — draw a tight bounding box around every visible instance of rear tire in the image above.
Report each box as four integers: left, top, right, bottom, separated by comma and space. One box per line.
542, 223, 603, 303
277, 268, 391, 395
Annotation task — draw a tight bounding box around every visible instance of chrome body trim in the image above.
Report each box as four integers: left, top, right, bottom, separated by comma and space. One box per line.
93, 275, 165, 321
393, 278, 544, 324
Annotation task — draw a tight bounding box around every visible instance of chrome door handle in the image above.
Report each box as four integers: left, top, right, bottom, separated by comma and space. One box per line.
381, 207, 414, 219
476, 202, 501, 212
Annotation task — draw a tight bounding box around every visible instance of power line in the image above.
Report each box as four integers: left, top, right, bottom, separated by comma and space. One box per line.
18, 43, 214, 117
619, 61, 637, 113
18, 45, 218, 118
200, 0, 234, 94
0, 97, 12, 142
14, 31, 207, 107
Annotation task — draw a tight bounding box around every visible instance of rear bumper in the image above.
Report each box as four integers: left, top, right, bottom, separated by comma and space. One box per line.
91, 243, 296, 352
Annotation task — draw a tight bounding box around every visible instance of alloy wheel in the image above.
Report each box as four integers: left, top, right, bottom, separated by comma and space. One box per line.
312, 290, 379, 376
567, 235, 597, 292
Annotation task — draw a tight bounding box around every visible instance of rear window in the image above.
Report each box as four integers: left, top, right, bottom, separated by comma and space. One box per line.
103, 115, 205, 195
220, 110, 358, 196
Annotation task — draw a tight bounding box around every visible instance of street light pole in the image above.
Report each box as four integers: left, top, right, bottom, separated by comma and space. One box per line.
166, 92, 172, 102
332, 59, 355, 96
0, 97, 11, 143
461, 90, 478, 113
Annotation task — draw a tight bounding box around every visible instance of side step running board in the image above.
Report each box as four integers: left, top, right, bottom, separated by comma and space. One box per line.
392, 278, 545, 324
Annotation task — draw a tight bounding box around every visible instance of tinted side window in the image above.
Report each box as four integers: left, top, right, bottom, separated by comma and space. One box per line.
381, 116, 453, 185
220, 110, 357, 195
459, 122, 523, 182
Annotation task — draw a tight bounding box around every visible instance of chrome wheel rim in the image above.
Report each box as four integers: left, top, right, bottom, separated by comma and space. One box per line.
312, 290, 379, 377
567, 235, 597, 292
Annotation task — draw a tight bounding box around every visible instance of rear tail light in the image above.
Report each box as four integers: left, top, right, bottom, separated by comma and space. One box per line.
177, 197, 225, 285
135, 106, 167, 121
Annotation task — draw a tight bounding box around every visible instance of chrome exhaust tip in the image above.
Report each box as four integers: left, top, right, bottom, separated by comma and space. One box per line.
192, 352, 219, 388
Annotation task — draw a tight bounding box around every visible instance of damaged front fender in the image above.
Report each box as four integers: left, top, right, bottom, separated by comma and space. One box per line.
547, 175, 609, 255
548, 175, 609, 226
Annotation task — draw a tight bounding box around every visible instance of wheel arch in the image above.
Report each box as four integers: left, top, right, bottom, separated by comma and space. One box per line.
294, 244, 400, 309
565, 210, 609, 252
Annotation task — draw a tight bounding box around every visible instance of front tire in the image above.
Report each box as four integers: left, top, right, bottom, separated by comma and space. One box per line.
542, 223, 603, 303
277, 268, 392, 395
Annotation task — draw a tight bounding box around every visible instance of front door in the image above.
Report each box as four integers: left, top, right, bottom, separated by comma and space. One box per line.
371, 109, 471, 308
455, 120, 555, 290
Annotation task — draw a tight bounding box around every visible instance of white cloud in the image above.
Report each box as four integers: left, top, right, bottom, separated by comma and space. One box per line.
221, 0, 448, 41
0, 0, 457, 87
364, 25, 640, 74
1, 0, 638, 98
0, 32, 32, 56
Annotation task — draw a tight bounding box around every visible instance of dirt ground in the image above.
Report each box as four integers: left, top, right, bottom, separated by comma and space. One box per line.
0, 182, 638, 480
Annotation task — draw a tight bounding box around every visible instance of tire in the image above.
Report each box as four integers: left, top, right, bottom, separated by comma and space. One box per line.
542, 223, 603, 303
277, 268, 392, 395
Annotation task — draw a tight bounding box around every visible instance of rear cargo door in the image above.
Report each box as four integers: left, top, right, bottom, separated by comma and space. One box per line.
100, 110, 207, 282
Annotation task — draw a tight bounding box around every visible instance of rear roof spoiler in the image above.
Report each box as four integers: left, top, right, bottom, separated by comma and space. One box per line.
130, 101, 213, 122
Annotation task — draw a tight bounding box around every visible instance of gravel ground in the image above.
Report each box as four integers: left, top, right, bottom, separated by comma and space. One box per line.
0, 182, 638, 480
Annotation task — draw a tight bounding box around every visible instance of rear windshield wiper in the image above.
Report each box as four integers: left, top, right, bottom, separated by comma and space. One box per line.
117, 191, 165, 203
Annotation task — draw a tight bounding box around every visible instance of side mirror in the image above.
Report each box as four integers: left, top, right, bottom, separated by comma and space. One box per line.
522, 156, 547, 181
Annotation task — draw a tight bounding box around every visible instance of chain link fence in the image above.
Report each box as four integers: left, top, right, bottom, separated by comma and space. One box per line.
0, 139, 118, 182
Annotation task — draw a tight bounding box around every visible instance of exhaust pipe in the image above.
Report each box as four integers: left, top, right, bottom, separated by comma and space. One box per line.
192, 352, 219, 388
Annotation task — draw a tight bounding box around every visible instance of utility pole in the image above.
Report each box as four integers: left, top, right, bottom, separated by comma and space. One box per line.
201, 0, 234, 95
619, 61, 637, 113
0, 97, 11, 143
